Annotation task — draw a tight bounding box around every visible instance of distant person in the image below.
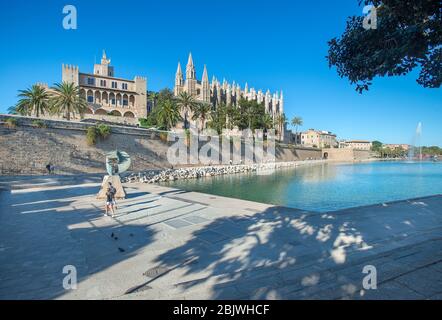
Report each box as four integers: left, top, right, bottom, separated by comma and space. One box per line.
108, 182, 117, 210
46, 163, 51, 175
50, 164, 55, 174
105, 182, 117, 217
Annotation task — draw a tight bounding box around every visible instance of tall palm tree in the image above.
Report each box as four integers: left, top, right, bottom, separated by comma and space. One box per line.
156, 99, 181, 131
243, 105, 255, 129
148, 91, 159, 111
50, 82, 88, 120
7, 105, 23, 115
291, 116, 303, 145
176, 92, 199, 129
16, 85, 50, 117
225, 104, 239, 130
208, 103, 227, 134
276, 113, 288, 141
262, 114, 274, 130
192, 103, 212, 131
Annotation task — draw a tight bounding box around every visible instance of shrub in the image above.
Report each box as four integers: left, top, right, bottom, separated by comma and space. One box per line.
139, 114, 157, 128
139, 118, 149, 128
86, 124, 111, 146
4, 117, 17, 128
97, 124, 111, 139
86, 126, 98, 146
31, 119, 46, 128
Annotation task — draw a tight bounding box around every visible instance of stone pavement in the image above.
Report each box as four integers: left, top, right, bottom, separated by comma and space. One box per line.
0, 175, 441, 300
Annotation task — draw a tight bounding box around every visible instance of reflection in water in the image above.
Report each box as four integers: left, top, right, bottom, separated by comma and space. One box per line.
162, 162, 442, 212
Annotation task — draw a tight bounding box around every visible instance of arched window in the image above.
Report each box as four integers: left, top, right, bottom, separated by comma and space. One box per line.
87, 90, 94, 103
102, 92, 108, 105
109, 93, 116, 105
122, 94, 129, 107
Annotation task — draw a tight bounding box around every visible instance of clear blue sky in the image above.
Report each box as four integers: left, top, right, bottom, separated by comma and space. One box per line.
0, 0, 441, 146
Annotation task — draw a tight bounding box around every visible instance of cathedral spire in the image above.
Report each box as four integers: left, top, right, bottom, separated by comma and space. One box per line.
187, 52, 194, 67
174, 62, 184, 96
186, 52, 196, 80
202, 65, 210, 103
202, 65, 209, 82
176, 62, 183, 75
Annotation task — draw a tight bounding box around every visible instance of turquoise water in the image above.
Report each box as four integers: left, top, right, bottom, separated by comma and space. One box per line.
162, 161, 442, 212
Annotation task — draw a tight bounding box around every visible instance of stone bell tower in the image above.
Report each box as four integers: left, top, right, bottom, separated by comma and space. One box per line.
94, 50, 114, 77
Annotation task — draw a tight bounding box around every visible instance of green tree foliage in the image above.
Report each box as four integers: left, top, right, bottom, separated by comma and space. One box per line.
86, 126, 98, 146
421, 146, 442, 156
139, 115, 157, 128
16, 85, 50, 117
139, 88, 180, 130
371, 140, 383, 152
208, 103, 227, 134
50, 82, 88, 120
328, 0, 441, 93
157, 88, 175, 103
225, 104, 240, 130
148, 91, 158, 110
176, 92, 199, 129
85, 124, 111, 146
156, 99, 181, 131
7, 105, 23, 115
291, 116, 303, 144
237, 98, 267, 131
192, 103, 212, 131
275, 113, 288, 141
97, 124, 111, 139
262, 114, 274, 131
380, 146, 407, 158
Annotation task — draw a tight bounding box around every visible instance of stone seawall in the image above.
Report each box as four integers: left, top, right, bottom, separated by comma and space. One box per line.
0, 115, 322, 175
124, 160, 326, 184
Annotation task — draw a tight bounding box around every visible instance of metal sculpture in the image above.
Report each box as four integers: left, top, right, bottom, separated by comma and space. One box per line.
97, 150, 131, 200
105, 150, 131, 176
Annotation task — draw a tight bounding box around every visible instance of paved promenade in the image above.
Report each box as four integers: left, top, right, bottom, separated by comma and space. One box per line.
0, 175, 441, 300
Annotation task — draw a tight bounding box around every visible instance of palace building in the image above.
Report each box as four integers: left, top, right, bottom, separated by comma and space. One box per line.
62, 51, 147, 120
298, 129, 338, 148
174, 53, 284, 119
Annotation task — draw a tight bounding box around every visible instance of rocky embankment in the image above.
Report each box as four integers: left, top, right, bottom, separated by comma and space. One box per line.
123, 160, 326, 184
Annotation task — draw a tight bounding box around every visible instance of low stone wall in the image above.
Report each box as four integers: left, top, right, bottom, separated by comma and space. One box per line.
322, 148, 372, 161
0, 115, 172, 175
277, 144, 322, 161
0, 115, 323, 175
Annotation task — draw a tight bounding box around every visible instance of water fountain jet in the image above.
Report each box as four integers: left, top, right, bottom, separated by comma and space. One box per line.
408, 122, 422, 161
